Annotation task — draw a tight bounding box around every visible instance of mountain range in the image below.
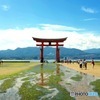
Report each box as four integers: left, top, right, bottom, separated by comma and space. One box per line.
0, 47, 100, 60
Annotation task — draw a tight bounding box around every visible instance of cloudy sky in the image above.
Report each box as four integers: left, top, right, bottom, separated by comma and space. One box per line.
0, 0, 100, 50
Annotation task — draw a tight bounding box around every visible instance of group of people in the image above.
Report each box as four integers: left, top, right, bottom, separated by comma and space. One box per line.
78, 59, 95, 70
78, 59, 87, 70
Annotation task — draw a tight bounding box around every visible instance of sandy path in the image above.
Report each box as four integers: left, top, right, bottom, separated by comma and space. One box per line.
61, 63, 100, 77
0, 63, 40, 76
60, 64, 100, 100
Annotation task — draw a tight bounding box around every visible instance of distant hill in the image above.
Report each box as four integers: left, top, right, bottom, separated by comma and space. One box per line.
0, 47, 100, 60
0, 47, 40, 59
84, 48, 100, 54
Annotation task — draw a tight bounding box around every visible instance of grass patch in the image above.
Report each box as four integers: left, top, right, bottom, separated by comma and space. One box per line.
22, 77, 30, 81
66, 70, 70, 72
71, 74, 82, 81
19, 81, 51, 100
0, 62, 39, 79
51, 85, 74, 100
61, 72, 64, 76
66, 83, 71, 85
0, 78, 15, 92
48, 75, 62, 85
90, 79, 100, 96
48, 74, 74, 100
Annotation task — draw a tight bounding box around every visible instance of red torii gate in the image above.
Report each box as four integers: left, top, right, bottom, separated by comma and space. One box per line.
32, 37, 67, 63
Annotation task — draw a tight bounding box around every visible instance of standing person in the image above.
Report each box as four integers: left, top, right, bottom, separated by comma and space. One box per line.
84, 59, 87, 70
79, 59, 83, 69
82, 59, 85, 68
91, 59, 95, 68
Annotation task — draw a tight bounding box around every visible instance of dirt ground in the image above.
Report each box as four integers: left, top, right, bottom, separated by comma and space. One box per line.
61, 62, 100, 77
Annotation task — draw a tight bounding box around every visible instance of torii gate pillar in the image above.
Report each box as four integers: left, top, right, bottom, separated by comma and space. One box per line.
56, 43, 60, 62
40, 44, 44, 63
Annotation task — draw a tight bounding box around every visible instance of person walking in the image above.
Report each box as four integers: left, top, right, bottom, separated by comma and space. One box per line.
91, 59, 95, 68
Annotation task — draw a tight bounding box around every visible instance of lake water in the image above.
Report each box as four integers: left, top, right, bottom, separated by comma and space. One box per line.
2, 59, 100, 62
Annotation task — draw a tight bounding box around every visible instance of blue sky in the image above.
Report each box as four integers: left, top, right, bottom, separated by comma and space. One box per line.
0, 0, 100, 50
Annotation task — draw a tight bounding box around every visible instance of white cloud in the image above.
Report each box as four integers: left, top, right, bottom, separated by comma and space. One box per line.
40, 24, 84, 31
1, 5, 10, 11
0, 24, 100, 50
83, 18, 97, 21
81, 6, 97, 13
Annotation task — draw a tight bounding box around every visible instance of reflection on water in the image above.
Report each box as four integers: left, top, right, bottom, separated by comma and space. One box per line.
39, 64, 44, 85
38, 64, 61, 85
56, 64, 60, 75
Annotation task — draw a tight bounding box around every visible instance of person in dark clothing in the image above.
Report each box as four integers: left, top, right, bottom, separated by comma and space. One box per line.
91, 59, 95, 68
83, 59, 87, 70
79, 60, 83, 69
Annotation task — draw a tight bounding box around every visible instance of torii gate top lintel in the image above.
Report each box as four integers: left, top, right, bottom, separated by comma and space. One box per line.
32, 37, 67, 42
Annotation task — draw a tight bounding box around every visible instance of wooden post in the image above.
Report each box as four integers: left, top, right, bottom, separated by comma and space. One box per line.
40, 42, 44, 63
56, 42, 59, 62
58, 48, 60, 62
